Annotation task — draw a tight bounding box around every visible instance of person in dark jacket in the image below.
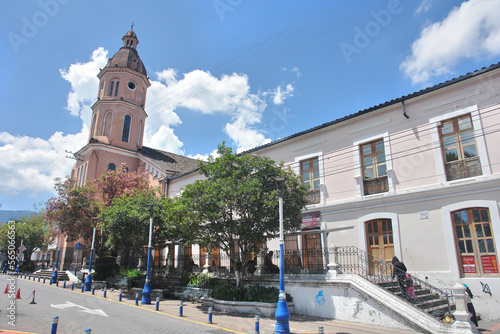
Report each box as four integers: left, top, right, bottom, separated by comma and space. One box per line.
392, 256, 408, 297
463, 284, 478, 327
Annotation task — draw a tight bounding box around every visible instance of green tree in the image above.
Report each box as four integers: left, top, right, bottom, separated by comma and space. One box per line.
0, 205, 53, 269
45, 165, 153, 256
180, 143, 308, 289
99, 190, 179, 257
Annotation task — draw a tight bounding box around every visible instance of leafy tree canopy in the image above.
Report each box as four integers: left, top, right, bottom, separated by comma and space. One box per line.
180, 143, 309, 275
99, 190, 181, 256
0, 204, 53, 265
45, 165, 153, 255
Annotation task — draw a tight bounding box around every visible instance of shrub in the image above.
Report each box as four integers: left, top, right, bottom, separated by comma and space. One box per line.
122, 268, 144, 278
93, 257, 120, 281
210, 282, 244, 301
209, 283, 293, 303
188, 273, 213, 287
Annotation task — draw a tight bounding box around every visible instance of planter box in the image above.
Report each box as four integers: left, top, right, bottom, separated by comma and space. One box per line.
202, 297, 294, 317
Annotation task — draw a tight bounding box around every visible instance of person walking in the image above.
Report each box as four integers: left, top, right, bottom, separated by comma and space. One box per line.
463, 284, 479, 327
392, 256, 408, 298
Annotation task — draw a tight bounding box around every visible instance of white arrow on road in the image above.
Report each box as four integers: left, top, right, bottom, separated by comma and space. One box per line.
50, 301, 108, 317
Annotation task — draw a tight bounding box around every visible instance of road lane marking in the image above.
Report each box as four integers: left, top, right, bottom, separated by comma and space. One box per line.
50, 301, 108, 317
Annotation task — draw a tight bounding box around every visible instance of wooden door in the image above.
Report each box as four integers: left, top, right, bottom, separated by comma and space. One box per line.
284, 235, 301, 273
366, 219, 394, 274
301, 233, 323, 272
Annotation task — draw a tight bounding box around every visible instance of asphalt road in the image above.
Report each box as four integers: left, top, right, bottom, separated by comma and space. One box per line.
0, 275, 233, 334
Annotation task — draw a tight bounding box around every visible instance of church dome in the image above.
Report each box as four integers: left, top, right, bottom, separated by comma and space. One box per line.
105, 30, 147, 76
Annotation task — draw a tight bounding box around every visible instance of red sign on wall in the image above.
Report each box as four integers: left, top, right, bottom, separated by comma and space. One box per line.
481, 255, 499, 274
461, 256, 477, 273
301, 211, 321, 230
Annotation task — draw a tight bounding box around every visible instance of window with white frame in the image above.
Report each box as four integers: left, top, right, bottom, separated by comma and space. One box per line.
360, 139, 388, 195
439, 114, 482, 181
453, 207, 499, 277
429, 105, 490, 184
297, 154, 322, 205
354, 132, 394, 198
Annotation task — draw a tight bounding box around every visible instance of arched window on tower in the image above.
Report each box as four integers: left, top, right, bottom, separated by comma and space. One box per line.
122, 114, 131, 142
108, 163, 116, 171
90, 114, 97, 138
114, 81, 119, 96
109, 81, 114, 96
102, 111, 113, 136
138, 121, 142, 146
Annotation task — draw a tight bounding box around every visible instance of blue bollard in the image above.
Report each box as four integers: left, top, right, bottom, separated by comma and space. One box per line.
208, 306, 213, 324
103, 287, 107, 298
51, 316, 59, 334
135, 293, 139, 306
43, 278, 46, 284
179, 300, 183, 317
91, 285, 95, 295
155, 297, 160, 311
84, 329, 91, 334
56, 280, 59, 287
50, 279, 52, 285
119, 289, 123, 302
255, 315, 260, 333
63, 281, 66, 288
38, 277, 41, 282
81, 284, 84, 293
71, 282, 74, 290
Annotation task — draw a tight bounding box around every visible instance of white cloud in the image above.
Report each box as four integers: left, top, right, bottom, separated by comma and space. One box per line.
401, 0, 500, 84
0, 49, 104, 198
272, 84, 295, 105
60, 47, 109, 126
145, 68, 271, 153
0, 130, 87, 196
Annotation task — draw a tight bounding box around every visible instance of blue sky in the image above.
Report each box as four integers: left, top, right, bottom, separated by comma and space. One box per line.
1, 0, 500, 211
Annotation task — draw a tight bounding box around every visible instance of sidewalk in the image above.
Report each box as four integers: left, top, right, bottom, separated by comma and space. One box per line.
55, 287, 422, 333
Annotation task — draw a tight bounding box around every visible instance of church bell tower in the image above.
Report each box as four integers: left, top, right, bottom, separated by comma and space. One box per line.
88, 28, 150, 151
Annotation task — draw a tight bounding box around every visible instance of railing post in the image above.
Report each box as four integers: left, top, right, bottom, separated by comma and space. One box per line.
166, 253, 174, 275
202, 253, 212, 275
452, 283, 478, 332
254, 250, 265, 276
326, 245, 341, 280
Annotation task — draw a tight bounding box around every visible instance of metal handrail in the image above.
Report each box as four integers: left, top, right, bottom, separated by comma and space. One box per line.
336, 246, 454, 313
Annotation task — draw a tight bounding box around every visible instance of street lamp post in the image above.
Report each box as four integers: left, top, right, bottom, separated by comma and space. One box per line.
141, 204, 154, 304
84, 220, 97, 291
51, 231, 62, 284
274, 176, 290, 334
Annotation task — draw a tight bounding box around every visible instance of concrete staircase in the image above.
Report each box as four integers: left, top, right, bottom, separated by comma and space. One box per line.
31, 269, 70, 281
377, 280, 455, 318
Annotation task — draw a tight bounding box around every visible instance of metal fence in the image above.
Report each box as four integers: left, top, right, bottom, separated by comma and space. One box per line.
336, 246, 454, 313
